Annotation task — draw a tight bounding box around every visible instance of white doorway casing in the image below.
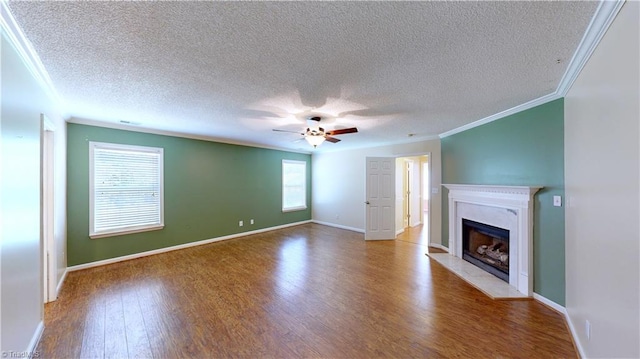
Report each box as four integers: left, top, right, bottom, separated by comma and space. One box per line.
41, 114, 57, 303
443, 184, 542, 296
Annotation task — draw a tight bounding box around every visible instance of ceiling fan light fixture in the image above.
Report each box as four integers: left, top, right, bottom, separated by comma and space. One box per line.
305, 134, 325, 148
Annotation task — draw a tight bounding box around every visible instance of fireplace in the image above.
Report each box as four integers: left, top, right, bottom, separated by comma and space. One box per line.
443, 184, 542, 296
462, 219, 510, 282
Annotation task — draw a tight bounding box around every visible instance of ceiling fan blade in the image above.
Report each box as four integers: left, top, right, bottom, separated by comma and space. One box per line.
326, 127, 358, 136
325, 136, 341, 143
273, 129, 303, 134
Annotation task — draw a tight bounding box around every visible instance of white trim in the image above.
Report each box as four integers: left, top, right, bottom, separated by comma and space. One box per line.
282, 159, 308, 212
396, 228, 405, 236
68, 118, 313, 155
41, 114, 57, 303
0, 2, 64, 108
439, 93, 560, 138
556, 0, 626, 96
443, 184, 542, 296
532, 293, 585, 359
27, 321, 44, 359
312, 220, 364, 233
89, 141, 164, 239
56, 269, 68, 297
533, 292, 565, 314
428, 243, 448, 252
564, 310, 587, 359
68, 220, 312, 272
439, 1, 624, 139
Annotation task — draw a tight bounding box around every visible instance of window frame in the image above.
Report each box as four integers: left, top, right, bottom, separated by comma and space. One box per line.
89, 141, 164, 239
282, 159, 307, 212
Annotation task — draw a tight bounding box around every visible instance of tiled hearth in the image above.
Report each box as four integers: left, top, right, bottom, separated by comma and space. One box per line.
427, 252, 528, 299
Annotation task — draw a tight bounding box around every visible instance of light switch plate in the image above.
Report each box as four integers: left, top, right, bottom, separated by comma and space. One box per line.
553, 195, 562, 207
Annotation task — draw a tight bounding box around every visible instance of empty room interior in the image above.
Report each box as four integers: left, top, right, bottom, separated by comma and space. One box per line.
1, 1, 639, 358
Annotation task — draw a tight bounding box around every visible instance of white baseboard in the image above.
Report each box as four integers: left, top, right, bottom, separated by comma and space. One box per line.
396, 228, 405, 236
55, 269, 68, 297
563, 310, 586, 359
68, 220, 312, 272
428, 243, 449, 252
533, 293, 585, 359
28, 321, 44, 358
533, 292, 564, 313
311, 220, 364, 233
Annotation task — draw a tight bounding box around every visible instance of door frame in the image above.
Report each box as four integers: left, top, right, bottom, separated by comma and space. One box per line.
41, 114, 57, 303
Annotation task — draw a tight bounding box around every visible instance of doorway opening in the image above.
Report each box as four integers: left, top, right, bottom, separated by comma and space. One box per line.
395, 154, 430, 246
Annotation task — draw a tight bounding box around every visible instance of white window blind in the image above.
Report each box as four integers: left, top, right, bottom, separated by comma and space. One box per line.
282, 160, 307, 212
90, 142, 164, 238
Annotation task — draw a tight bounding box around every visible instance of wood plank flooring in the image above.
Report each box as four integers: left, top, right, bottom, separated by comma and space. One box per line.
37, 223, 577, 358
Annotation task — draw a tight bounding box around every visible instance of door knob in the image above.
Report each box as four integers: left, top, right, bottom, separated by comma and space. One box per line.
365, 201, 370, 205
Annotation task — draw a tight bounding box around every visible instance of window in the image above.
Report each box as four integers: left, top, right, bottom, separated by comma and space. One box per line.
90, 142, 164, 238
282, 160, 307, 212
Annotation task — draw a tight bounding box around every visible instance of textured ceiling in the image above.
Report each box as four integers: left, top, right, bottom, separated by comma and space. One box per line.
7, 1, 599, 152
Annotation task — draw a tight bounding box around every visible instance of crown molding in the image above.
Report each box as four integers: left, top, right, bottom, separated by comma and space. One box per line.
67, 117, 313, 155
1, 1, 64, 108
439, 0, 625, 139
556, 0, 625, 96
439, 93, 560, 138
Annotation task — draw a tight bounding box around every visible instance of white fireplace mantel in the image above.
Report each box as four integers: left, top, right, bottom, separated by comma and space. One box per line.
443, 184, 542, 296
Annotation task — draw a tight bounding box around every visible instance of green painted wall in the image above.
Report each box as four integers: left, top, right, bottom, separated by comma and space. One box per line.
441, 98, 565, 305
67, 123, 311, 266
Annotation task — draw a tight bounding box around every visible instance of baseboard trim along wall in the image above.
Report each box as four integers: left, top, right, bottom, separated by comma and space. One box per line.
311, 220, 364, 234
68, 220, 313, 272
533, 293, 585, 359
28, 321, 45, 358
56, 269, 68, 298
421, 251, 584, 357
428, 243, 449, 252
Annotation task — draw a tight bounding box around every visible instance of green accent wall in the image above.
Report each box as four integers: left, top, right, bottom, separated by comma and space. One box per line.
441, 98, 565, 305
67, 123, 311, 266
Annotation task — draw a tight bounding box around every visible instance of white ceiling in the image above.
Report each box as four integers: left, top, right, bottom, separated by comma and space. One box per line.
7, 1, 599, 153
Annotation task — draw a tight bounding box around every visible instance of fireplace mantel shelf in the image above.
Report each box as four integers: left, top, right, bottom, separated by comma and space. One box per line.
442, 184, 543, 196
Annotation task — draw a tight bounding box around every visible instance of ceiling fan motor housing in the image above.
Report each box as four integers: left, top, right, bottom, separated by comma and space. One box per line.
306, 127, 325, 136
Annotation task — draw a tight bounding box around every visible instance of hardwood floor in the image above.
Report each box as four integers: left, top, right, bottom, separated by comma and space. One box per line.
37, 223, 577, 358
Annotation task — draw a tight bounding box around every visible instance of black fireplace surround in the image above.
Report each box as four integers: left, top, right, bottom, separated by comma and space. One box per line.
462, 218, 510, 282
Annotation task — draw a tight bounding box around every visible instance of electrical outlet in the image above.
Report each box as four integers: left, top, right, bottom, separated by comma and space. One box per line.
239, 220, 243, 227
250, 219, 254, 225
335, 214, 340, 220
585, 320, 591, 341
553, 195, 562, 207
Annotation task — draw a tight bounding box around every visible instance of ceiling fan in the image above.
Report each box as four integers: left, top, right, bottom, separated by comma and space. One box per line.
273, 116, 358, 148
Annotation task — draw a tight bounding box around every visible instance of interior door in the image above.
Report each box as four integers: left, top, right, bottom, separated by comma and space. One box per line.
365, 157, 396, 240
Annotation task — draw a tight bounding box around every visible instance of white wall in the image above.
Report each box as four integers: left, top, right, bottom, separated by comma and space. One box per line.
564, 1, 639, 357
1, 23, 66, 353
312, 139, 442, 246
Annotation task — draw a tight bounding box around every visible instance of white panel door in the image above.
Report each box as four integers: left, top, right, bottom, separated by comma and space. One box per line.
365, 157, 396, 240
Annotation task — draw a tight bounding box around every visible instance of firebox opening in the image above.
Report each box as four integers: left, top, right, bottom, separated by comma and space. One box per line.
462, 219, 510, 282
